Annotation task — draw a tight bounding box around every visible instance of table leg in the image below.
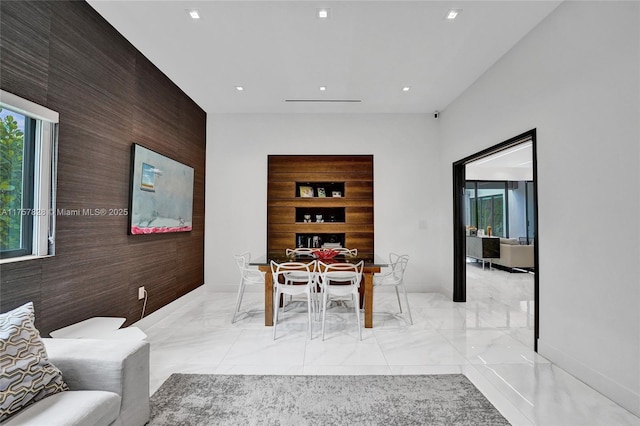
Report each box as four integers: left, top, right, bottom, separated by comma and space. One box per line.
264, 268, 273, 326
364, 272, 373, 328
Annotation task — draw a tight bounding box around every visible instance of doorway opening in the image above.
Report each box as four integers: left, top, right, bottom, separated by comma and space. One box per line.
452, 129, 539, 351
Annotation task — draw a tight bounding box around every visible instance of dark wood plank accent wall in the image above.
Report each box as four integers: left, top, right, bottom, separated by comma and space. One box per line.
267, 155, 374, 253
0, 1, 206, 335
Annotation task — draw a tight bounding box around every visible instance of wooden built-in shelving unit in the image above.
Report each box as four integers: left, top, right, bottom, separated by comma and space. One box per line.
267, 155, 374, 253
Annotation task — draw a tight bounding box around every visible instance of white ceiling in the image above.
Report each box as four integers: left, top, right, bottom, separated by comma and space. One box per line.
87, 1, 561, 114
466, 142, 533, 181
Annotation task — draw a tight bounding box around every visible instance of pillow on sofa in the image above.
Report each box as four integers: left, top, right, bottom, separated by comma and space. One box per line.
0, 302, 68, 422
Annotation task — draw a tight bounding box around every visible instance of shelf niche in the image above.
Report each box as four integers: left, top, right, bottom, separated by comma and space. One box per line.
296, 182, 345, 198
296, 233, 345, 249
295, 207, 345, 223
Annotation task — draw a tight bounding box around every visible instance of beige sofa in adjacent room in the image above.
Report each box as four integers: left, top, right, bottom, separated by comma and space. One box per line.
493, 238, 535, 270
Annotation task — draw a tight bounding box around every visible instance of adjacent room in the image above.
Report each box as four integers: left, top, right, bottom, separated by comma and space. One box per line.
463, 138, 536, 349
1, 1, 638, 425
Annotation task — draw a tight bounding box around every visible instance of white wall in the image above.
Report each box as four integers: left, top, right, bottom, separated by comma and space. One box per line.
205, 114, 448, 294
440, 1, 640, 416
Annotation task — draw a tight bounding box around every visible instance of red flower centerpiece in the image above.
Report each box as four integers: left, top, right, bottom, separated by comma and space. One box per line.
312, 248, 338, 260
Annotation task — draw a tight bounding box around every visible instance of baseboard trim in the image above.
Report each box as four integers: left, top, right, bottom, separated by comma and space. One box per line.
538, 339, 640, 417
207, 283, 245, 293
133, 285, 205, 330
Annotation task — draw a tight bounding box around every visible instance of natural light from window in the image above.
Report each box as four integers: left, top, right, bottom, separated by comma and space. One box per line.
0, 90, 58, 262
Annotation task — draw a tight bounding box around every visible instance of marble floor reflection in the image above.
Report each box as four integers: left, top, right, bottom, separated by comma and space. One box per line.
135, 265, 639, 426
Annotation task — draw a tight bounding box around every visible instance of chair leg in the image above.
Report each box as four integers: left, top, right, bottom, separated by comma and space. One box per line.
232, 282, 245, 323
395, 286, 403, 314
354, 295, 362, 340
401, 284, 413, 325
354, 291, 362, 341
307, 291, 313, 339
321, 289, 328, 341
273, 288, 280, 340
311, 283, 319, 321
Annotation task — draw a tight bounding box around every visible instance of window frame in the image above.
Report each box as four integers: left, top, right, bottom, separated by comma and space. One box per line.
0, 90, 59, 263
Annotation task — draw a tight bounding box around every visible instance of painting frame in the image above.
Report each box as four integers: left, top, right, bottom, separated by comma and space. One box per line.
128, 143, 194, 235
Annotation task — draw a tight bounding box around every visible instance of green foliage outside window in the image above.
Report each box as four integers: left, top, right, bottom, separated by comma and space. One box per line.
471, 194, 504, 237
0, 108, 25, 250
478, 195, 504, 237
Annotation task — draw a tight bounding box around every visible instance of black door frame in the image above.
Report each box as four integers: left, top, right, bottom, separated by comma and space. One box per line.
452, 129, 540, 351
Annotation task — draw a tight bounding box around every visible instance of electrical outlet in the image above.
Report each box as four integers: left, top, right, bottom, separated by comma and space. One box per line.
138, 286, 145, 300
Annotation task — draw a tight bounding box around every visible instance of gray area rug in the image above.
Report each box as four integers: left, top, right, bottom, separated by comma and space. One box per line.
148, 374, 511, 425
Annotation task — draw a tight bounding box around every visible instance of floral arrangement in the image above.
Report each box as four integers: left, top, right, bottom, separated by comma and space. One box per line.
312, 248, 339, 260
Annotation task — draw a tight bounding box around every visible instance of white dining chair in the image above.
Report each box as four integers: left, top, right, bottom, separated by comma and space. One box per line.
333, 248, 358, 256
317, 260, 364, 341
232, 252, 266, 323
284, 248, 320, 314
373, 253, 412, 324
271, 260, 317, 340
285, 248, 315, 257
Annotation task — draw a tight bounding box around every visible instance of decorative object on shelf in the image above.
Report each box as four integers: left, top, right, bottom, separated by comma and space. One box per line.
299, 186, 314, 198
312, 248, 338, 260
316, 214, 323, 223
312, 236, 321, 248
304, 214, 311, 223
317, 188, 326, 197
332, 191, 342, 197
487, 226, 492, 237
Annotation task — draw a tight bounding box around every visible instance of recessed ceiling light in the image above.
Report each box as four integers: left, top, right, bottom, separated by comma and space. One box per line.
445, 9, 461, 20
319, 86, 327, 91
317, 8, 330, 19
235, 86, 244, 91
402, 86, 411, 92
188, 10, 200, 19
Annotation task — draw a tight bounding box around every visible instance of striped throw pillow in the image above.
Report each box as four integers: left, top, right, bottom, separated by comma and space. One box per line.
0, 302, 68, 422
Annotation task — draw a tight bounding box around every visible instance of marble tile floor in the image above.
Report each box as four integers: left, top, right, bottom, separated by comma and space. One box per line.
135, 266, 639, 426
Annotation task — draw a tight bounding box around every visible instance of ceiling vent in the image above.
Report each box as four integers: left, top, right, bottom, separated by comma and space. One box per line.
285, 99, 362, 103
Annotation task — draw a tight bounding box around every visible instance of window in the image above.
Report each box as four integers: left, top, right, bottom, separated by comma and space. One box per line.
0, 90, 58, 261
477, 193, 504, 236
464, 181, 507, 237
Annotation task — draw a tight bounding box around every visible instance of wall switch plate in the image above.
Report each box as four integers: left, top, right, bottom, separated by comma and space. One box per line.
138, 286, 145, 300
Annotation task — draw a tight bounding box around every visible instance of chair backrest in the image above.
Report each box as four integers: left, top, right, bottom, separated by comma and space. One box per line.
271, 260, 316, 286
286, 248, 315, 257
234, 252, 251, 271
234, 252, 265, 283
317, 260, 364, 287
333, 248, 358, 256
388, 253, 409, 282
